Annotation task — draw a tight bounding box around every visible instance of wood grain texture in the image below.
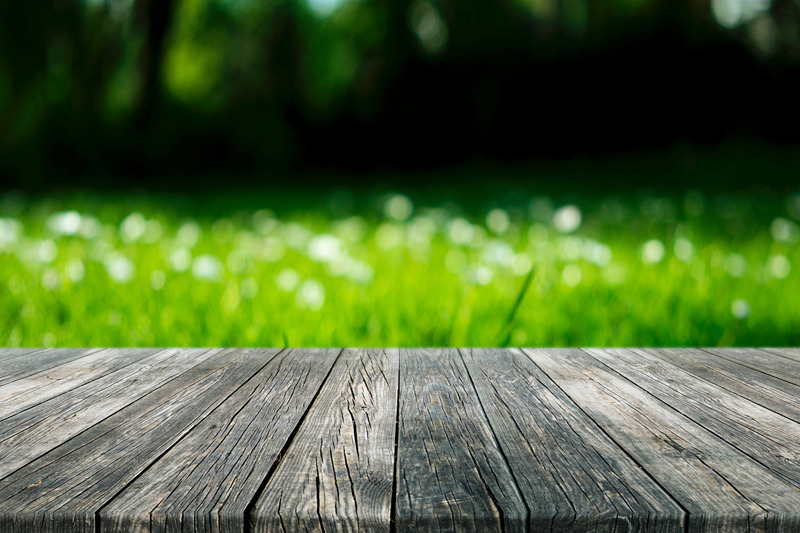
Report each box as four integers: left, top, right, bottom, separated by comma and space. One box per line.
0, 348, 160, 419
0, 348, 282, 533
0, 348, 47, 365
525, 348, 800, 533
1, 347, 800, 532
0, 348, 99, 387
98, 348, 341, 533
395, 348, 527, 532
650, 347, 800, 424
461, 348, 685, 532
586, 348, 800, 488
703, 347, 800, 387
0, 347, 221, 479
253, 348, 398, 533
758, 347, 800, 363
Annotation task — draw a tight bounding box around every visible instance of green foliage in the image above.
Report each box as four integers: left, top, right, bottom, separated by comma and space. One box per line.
1, 186, 799, 347
3, 0, 799, 184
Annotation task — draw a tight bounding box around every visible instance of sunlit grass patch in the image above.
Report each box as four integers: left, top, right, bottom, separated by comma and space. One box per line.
1, 189, 799, 347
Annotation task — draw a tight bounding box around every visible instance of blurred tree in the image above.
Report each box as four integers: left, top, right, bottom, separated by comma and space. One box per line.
134, 0, 175, 134
0, 0, 798, 189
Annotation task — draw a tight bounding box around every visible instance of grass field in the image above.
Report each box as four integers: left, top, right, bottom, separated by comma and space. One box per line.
2, 184, 799, 347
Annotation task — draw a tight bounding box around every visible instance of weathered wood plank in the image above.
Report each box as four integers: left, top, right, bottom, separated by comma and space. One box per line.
98, 348, 341, 533
0, 348, 283, 533
703, 347, 800, 387
0, 348, 47, 365
395, 348, 527, 532
649, 347, 800, 425
760, 347, 800, 363
525, 348, 800, 533
586, 348, 800, 488
461, 348, 685, 532
0, 348, 100, 387
0, 347, 221, 479
0, 348, 161, 420
253, 348, 398, 533
0, 347, 798, 532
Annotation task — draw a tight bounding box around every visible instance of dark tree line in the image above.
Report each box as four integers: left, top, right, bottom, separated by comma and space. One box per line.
0, 0, 799, 189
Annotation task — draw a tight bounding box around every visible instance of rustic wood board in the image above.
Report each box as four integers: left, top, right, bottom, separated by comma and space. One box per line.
0, 348, 282, 533
759, 347, 800, 362
0, 347, 222, 479
99, 348, 340, 533
395, 348, 527, 532
703, 347, 800, 387
648, 347, 800, 424
0, 348, 798, 532
524, 348, 800, 533
461, 348, 685, 532
253, 348, 398, 533
0, 348, 161, 420
0, 348, 100, 387
0, 348, 48, 364
585, 348, 800, 488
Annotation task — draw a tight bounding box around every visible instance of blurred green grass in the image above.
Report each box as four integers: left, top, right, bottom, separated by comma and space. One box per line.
1, 185, 799, 347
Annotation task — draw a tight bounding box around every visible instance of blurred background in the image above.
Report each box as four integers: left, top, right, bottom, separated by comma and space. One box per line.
1, 0, 800, 347
2, 0, 800, 186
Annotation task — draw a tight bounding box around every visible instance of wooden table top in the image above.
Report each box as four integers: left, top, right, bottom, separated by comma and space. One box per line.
0, 347, 799, 532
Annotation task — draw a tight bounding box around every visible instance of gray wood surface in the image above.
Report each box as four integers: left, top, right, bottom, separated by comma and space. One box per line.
525, 348, 800, 533
650, 347, 800, 424
253, 348, 398, 533
703, 347, 800, 387
0, 347, 221, 479
0, 348, 160, 419
461, 348, 685, 532
585, 348, 800, 488
99, 348, 340, 533
395, 348, 527, 532
0, 348, 280, 533
0, 347, 799, 532
0, 348, 47, 364
0, 348, 99, 387
760, 347, 800, 363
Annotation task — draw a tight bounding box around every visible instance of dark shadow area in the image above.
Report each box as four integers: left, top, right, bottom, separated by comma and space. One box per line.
1, 0, 799, 190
